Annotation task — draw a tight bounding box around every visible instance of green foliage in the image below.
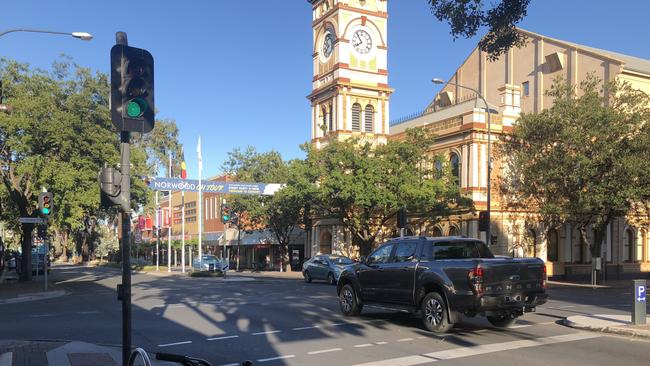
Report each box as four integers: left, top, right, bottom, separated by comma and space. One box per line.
308, 128, 469, 255
94, 224, 119, 261
428, 0, 530, 61
500, 76, 650, 257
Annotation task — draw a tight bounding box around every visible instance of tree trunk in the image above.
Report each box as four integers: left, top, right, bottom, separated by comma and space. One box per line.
19, 223, 34, 282
81, 233, 89, 262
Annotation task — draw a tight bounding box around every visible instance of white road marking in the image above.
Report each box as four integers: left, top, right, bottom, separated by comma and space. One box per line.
76, 310, 100, 315
157, 341, 192, 347
207, 335, 239, 341
375, 341, 388, 345
307, 348, 343, 355
397, 338, 414, 342
352, 332, 601, 366
30, 314, 55, 318
354, 343, 374, 348
257, 355, 295, 362
219, 363, 239, 366
252, 330, 281, 336
292, 325, 321, 331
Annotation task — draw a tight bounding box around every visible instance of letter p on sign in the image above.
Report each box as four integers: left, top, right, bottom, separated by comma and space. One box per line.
638, 285, 646, 302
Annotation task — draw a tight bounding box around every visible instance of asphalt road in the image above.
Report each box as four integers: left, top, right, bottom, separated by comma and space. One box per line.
1, 264, 649, 366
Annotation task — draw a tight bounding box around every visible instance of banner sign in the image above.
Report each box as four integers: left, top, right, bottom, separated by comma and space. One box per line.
148, 177, 283, 195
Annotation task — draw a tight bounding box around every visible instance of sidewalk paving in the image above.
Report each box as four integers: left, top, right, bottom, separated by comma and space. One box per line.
0, 340, 176, 366
0, 269, 65, 305
563, 314, 650, 338
549, 279, 649, 289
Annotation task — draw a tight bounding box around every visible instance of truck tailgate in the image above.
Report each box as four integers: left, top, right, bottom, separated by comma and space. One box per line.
481, 258, 545, 294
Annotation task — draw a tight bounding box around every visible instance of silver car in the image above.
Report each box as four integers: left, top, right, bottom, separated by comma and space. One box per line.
192, 255, 226, 272
302, 255, 354, 285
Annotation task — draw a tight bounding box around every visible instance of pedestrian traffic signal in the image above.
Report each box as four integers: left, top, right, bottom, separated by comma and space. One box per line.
38, 192, 53, 217
221, 204, 232, 224
110, 44, 154, 133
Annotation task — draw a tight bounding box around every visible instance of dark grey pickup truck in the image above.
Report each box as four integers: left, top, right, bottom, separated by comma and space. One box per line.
336, 236, 548, 333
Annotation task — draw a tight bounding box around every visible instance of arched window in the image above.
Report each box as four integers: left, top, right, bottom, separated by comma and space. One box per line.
432, 226, 443, 237
624, 228, 634, 262
547, 228, 559, 262
450, 152, 461, 185
351, 103, 361, 131
448, 226, 460, 236
637, 229, 644, 262
642, 230, 648, 262
434, 159, 443, 178
364, 105, 374, 132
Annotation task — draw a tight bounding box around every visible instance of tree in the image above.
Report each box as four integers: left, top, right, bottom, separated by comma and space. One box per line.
428, 0, 531, 60
308, 128, 469, 256
500, 76, 650, 283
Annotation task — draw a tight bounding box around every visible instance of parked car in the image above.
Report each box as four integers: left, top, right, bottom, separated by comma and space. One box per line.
15, 251, 50, 275
336, 236, 548, 333
303, 254, 355, 285
192, 255, 227, 273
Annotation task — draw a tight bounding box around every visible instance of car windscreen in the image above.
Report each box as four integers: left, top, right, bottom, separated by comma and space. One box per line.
427, 241, 494, 259
201, 255, 216, 261
330, 257, 353, 265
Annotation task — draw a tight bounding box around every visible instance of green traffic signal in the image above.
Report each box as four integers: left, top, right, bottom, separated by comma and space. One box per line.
126, 98, 147, 118
42, 207, 50, 215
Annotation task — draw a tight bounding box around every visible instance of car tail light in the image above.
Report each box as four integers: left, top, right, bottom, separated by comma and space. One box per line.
468, 265, 484, 295
542, 265, 547, 290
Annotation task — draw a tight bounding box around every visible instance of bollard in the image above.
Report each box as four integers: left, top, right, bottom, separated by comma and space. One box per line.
632, 279, 646, 325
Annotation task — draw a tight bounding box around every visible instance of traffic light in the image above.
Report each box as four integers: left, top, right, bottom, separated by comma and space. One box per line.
397, 207, 407, 229
110, 44, 154, 133
478, 211, 489, 232
221, 204, 232, 224
38, 192, 53, 217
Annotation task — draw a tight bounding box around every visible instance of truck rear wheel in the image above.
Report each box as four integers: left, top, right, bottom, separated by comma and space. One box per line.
339, 284, 362, 316
487, 315, 518, 328
421, 292, 453, 333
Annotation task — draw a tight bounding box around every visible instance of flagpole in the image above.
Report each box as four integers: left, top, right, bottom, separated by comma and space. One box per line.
197, 136, 203, 270
181, 148, 186, 273
168, 152, 172, 273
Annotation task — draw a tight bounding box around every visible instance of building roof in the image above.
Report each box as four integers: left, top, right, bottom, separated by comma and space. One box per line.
390, 99, 498, 135
518, 28, 650, 75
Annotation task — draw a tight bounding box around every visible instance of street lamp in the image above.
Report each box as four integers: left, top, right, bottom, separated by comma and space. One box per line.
0, 28, 93, 40
432, 78, 495, 246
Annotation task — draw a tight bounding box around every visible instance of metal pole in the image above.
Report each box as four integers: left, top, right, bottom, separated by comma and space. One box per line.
116, 31, 132, 366
237, 226, 241, 272
155, 191, 159, 271
483, 96, 492, 247
120, 130, 132, 366
198, 137, 203, 270
168, 152, 172, 273
181, 190, 185, 273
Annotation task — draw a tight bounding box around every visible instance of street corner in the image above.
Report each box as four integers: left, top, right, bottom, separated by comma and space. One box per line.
563, 314, 650, 339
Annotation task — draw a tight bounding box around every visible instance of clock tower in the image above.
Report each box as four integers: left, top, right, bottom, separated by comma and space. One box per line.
308, 0, 392, 149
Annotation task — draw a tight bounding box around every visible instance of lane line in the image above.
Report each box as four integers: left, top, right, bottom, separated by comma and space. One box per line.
30, 314, 55, 318
157, 341, 192, 347
252, 330, 281, 336
219, 364, 240, 366
397, 338, 414, 342
307, 348, 343, 355
354, 343, 374, 348
207, 335, 239, 341
292, 325, 321, 331
257, 355, 295, 362
352, 332, 601, 366
375, 341, 388, 345
77, 311, 100, 315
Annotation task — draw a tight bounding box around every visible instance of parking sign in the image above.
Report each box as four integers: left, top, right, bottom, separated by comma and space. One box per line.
638, 285, 646, 302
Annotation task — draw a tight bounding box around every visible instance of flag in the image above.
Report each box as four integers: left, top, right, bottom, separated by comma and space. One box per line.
180, 147, 187, 179
197, 136, 203, 173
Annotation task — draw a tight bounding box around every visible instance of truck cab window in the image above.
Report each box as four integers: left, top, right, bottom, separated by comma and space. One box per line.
368, 244, 394, 264
393, 242, 418, 262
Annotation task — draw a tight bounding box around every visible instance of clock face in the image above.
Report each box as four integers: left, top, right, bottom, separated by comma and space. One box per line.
322, 32, 335, 58
352, 29, 372, 54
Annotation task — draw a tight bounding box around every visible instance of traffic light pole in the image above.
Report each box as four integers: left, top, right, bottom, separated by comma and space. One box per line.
116, 31, 133, 366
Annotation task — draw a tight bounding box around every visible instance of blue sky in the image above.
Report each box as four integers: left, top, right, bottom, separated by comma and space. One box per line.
2, 0, 649, 179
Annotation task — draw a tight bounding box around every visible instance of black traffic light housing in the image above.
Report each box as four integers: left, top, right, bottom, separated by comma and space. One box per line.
478, 211, 489, 232
111, 44, 154, 133
397, 207, 407, 229
221, 204, 232, 224
38, 192, 53, 217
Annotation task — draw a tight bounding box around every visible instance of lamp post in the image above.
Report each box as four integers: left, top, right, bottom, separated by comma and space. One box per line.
0, 29, 93, 40
432, 78, 494, 246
